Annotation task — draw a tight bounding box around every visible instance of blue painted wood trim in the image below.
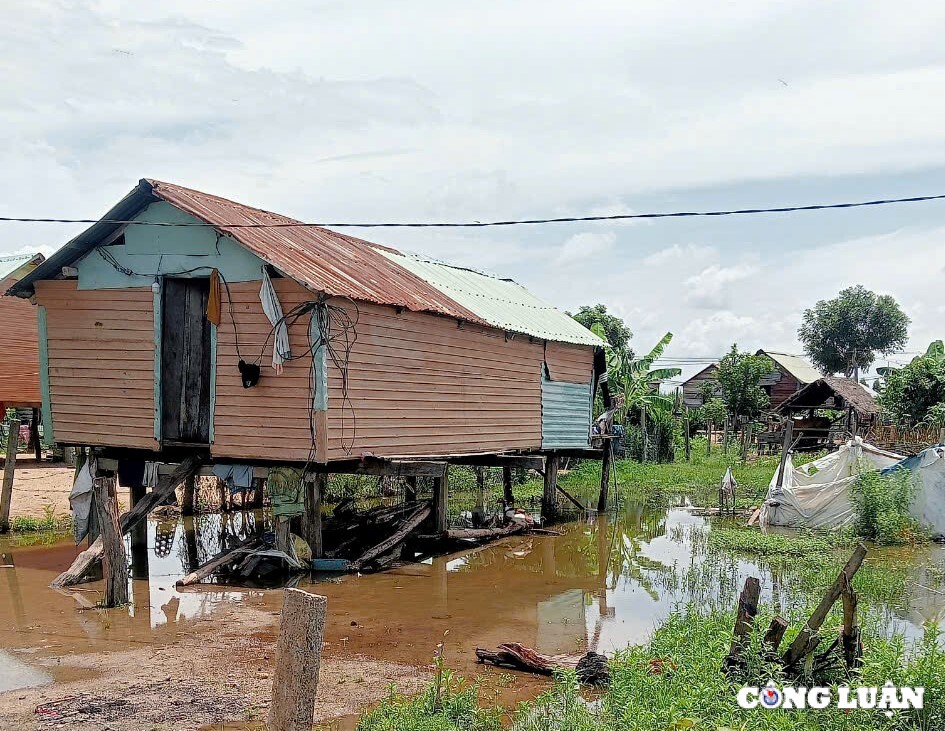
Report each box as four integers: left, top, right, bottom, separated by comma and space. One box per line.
153, 283, 162, 442
37, 306, 54, 445
209, 324, 217, 443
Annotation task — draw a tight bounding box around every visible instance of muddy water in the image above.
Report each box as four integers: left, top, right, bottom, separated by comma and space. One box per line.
2, 504, 944, 701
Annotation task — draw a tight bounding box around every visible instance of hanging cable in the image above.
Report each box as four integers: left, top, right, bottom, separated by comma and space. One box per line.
4, 193, 945, 228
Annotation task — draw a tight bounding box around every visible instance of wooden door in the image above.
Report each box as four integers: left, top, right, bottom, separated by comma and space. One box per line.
161, 278, 212, 444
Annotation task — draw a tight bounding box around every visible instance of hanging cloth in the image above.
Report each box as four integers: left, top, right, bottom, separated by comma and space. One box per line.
206, 269, 222, 326
259, 268, 291, 374
70, 454, 97, 544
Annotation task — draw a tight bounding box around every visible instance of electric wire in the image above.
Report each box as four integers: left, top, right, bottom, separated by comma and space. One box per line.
4, 193, 945, 228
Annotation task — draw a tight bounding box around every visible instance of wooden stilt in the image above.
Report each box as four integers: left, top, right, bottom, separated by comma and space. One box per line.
129, 483, 149, 580
542, 455, 558, 523
596, 441, 612, 512
181, 474, 196, 516
0, 417, 18, 533
432, 468, 449, 534
502, 465, 514, 505
29, 408, 41, 460
268, 589, 328, 731
93, 476, 128, 607
51, 455, 202, 588
303, 473, 324, 558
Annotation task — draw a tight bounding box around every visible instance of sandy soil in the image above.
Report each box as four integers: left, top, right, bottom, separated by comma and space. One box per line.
0, 598, 429, 731
5, 459, 75, 519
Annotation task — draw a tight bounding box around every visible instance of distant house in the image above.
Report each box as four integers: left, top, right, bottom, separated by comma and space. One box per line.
755, 350, 821, 409
775, 376, 881, 436
680, 350, 821, 411
680, 364, 720, 409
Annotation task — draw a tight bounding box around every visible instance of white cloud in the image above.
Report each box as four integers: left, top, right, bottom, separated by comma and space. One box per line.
553, 232, 616, 265
684, 262, 760, 309
643, 243, 715, 267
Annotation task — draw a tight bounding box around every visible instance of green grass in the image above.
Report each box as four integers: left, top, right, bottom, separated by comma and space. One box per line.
708, 526, 857, 557
354, 609, 945, 730
554, 439, 820, 509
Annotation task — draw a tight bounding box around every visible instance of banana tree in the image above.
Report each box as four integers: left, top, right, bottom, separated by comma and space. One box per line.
593, 328, 682, 422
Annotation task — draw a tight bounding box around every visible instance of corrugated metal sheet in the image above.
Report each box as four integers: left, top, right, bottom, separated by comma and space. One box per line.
760, 351, 821, 385
9, 180, 602, 347
376, 250, 603, 346
0, 253, 43, 281
148, 181, 486, 325
541, 377, 592, 449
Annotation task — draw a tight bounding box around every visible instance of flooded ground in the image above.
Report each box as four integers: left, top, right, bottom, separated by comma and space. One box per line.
2, 501, 944, 728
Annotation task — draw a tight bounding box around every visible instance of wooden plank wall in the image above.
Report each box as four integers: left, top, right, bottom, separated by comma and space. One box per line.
212, 279, 320, 461
33, 280, 158, 450
544, 341, 594, 384
326, 299, 544, 459
0, 275, 41, 406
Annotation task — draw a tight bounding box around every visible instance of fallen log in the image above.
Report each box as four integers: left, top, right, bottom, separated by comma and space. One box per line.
176, 535, 261, 587
476, 642, 581, 675
444, 524, 525, 541
349, 502, 431, 571
52, 456, 203, 588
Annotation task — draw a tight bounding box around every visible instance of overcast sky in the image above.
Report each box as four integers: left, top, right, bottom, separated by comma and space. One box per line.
4, 1, 945, 379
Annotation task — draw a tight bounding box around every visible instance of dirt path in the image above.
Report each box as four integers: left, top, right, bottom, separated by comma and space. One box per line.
0, 598, 428, 730
5, 459, 74, 520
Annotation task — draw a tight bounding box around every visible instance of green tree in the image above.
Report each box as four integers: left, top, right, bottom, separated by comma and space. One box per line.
714, 345, 773, 420
699, 397, 728, 427
594, 329, 681, 421
877, 340, 945, 427
798, 285, 910, 377
571, 304, 632, 353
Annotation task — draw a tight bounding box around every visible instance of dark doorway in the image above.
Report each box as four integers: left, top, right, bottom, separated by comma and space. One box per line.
161, 278, 212, 444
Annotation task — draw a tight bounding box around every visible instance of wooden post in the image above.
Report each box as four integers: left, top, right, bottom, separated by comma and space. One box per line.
129, 482, 149, 579
707, 422, 713, 456
641, 405, 648, 462
762, 616, 789, 653
722, 415, 730, 454
542, 455, 559, 523
93, 476, 129, 607
29, 408, 41, 460
473, 468, 486, 512
432, 468, 449, 534
724, 576, 760, 670
181, 474, 196, 516
404, 475, 418, 502
841, 574, 862, 669
303, 473, 324, 559
0, 417, 18, 533
597, 441, 612, 512
268, 589, 327, 731
783, 543, 867, 667
684, 410, 691, 462
502, 465, 514, 505
775, 419, 794, 489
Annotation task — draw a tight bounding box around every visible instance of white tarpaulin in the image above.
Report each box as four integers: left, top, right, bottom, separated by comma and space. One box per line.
760, 438, 904, 529
883, 444, 945, 538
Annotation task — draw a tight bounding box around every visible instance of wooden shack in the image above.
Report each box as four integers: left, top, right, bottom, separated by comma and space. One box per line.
755, 350, 821, 408
7, 180, 603, 560
776, 376, 881, 445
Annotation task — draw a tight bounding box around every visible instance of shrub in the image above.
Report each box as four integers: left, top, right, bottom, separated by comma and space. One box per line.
853, 468, 924, 545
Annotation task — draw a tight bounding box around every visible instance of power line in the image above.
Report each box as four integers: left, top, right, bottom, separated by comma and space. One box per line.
1, 193, 944, 229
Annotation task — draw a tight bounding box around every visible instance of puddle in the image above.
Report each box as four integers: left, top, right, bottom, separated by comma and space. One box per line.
2, 502, 944, 700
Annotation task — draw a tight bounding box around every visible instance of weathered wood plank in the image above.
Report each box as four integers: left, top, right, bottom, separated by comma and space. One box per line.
93, 477, 128, 607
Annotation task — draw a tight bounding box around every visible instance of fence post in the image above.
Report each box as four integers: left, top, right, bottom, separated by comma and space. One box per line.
0, 417, 19, 533
775, 419, 794, 490
268, 589, 328, 731
542, 455, 558, 522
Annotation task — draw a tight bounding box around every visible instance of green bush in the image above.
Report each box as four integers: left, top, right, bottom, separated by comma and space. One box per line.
853, 468, 924, 545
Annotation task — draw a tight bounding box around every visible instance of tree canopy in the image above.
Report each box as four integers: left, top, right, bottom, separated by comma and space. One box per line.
798, 285, 910, 376
714, 345, 773, 420
571, 304, 632, 353
877, 340, 945, 427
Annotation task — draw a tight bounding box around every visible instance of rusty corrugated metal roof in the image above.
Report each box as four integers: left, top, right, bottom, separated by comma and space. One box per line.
147, 180, 485, 325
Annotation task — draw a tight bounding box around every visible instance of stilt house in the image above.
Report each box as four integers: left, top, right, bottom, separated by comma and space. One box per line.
8, 180, 603, 475
0, 253, 45, 415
